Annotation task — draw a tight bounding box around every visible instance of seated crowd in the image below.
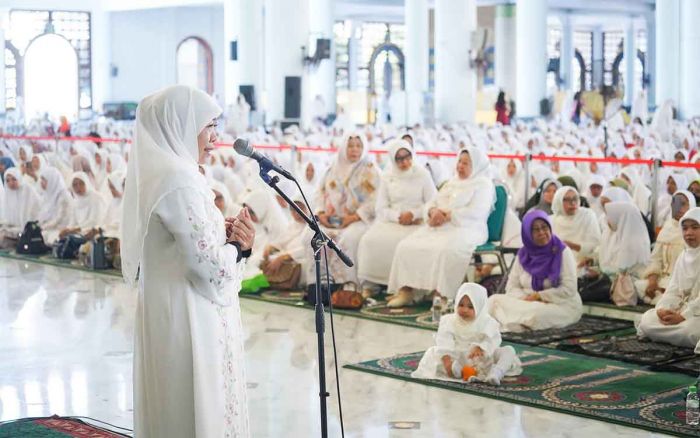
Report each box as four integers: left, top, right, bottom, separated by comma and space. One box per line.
1, 111, 699, 357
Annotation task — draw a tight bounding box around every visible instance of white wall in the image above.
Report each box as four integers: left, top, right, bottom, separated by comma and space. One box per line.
109, 5, 224, 104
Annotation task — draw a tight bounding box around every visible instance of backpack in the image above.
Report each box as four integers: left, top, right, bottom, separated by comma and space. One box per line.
53, 234, 87, 259
16, 221, 51, 255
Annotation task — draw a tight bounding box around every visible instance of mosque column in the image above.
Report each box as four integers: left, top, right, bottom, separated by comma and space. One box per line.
405, 0, 429, 126
623, 19, 636, 107
494, 3, 517, 98
591, 27, 604, 90
679, 0, 700, 118
645, 12, 656, 107
223, 0, 242, 107
237, 0, 264, 116
0, 9, 9, 112
263, 0, 310, 126
515, 0, 547, 118
655, 0, 680, 108
347, 20, 360, 91
559, 13, 574, 92
434, 0, 477, 124
303, 0, 336, 128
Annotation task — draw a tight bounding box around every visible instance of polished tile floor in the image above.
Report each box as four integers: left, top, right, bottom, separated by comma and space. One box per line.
0, 258, 669, 437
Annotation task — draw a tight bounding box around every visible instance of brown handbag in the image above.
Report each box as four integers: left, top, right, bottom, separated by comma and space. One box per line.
261, 258, 302, 290
331, 282, 364, 310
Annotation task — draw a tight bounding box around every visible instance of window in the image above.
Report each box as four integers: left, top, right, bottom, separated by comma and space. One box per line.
334, 21, 350, 90
176, 37, 213, 94
4, 9, 91, 114
603, 31, 623, 86
573, 31, 593, 91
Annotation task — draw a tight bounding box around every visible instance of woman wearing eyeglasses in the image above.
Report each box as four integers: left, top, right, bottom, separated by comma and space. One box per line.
356, 139, 437, 298
550, 186, 602, 267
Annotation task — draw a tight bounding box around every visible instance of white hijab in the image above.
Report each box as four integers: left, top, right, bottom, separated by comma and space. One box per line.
383, 139, 418, 180
38, 167, 72, 224
1, 167, 41, 228
444, 283, 500, 351
599, 201, 650, 272
71, 171, 107, 230
657, 191, 697, 244
551, 186, 600, 246
329, 132, 370, 183
121, 85, 222, 285
675, 208, 700, 291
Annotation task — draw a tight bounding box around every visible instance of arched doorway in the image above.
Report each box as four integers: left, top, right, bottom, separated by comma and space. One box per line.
176, 37, 213, 94
23, 33, 78, 121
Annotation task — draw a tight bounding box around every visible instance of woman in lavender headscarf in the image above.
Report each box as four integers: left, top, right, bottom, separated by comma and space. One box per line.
488, 210, 582, 332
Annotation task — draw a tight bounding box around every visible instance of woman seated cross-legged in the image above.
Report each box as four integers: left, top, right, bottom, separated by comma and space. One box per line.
637, 207, 700, 353
488, 210, 582, 332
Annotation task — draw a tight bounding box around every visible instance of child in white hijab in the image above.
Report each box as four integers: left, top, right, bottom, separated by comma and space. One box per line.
37, 167, 74, 242
411, 283, 522, 385
59, 171, 108, 238
0, 167, 41, 234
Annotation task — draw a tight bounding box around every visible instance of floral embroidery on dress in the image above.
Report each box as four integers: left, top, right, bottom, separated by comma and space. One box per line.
186, 204, 234, 289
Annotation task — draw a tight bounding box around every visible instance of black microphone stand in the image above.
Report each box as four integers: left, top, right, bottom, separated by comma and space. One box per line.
256, 161, 351, 438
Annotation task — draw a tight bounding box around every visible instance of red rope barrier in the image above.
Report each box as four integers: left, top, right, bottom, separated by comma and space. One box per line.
2, 134, 698, 170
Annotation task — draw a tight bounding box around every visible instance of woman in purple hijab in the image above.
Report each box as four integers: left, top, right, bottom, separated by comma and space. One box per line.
487, 210, 582, 332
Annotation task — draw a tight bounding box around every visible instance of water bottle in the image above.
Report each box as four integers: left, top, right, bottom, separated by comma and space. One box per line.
431, 296, 443, 323
687, 385, 699, 426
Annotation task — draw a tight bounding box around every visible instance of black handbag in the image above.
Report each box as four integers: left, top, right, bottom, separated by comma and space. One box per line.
305, 274, 337, 306
52, 234, 87, 259
16, 221, 51, 255
89, 230, 110, 269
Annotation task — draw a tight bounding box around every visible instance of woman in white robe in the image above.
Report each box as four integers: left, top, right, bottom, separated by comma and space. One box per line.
122, 85, 251, 437
356, 139, 436, 294
501, 158, 527, 210
37, 167, 74, 243
657, 173, 689, 225
550, 186, 601, 265
637, 207, 700, 353
103, 172, 125, 237
314, 133, 381, 285
585, 174, 607, 218
635, 191, 696, 304
618, 167, 651, 217
411, 283, 522, 385
59, 172, 107, 238
0, 167, 41, 234
387, 147, 495, 305
242, 188, 289, 276
488, 210, 582, 332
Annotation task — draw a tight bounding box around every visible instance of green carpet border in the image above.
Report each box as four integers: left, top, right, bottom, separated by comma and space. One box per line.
0, 251, 122, 278
344, 349, 700, 438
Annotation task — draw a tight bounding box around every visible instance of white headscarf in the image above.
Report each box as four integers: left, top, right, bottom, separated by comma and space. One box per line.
121, 85, 222, 285
599, 201, 650, 272
675, 207, 700, 291
38, 167, 72, 224
329, 132, 370, 183
107, 153, 127, 174
384, 138, 418, 179
656, 191, 697, 244
242, 189, 288, 243
601, 186, 633, 203
551, 186, 599, 246
1, 167, 41, 228
71, 171, 107, 230
444, 283, 501, 353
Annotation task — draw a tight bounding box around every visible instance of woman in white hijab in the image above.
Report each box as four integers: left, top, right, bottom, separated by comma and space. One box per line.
501, 158, 527, 210
356, 139, 437, 295
103, 172, 125, 237
635, 191, 696, 305
106, 153, 127, 175
387, 147, 495, 306
0, 167, 41, 236
37, 167, 74, 243
241, 188, 289, 276
58, 172, 107, 238
585, 174, 607, 218
637, 207, 700, 353
657, 173, 689, 226
122, 85, 252, 437
211, 178, 241, 218
411, 283, 522, 385
314, 133, 381, 285
550, 186, 601, 265
618, 167, 651, 217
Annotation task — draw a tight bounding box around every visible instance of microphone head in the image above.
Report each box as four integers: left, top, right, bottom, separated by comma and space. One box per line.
233, 138, 253, 157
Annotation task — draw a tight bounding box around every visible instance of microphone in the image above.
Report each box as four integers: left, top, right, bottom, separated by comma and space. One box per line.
233, 138, 295, 181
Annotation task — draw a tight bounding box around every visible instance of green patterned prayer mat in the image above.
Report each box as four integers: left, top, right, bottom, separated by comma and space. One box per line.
558, 334, 698, 370
500, 315, 633, 346
0, 250, 122, 278
0, 416, 129, 437
345, 346, 700, 437
586, 301, 653, 314
653, 356, 700, 377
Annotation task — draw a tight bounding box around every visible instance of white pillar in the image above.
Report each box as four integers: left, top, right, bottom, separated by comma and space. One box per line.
645, 12, 656, 106
623, 20, 636, 106
90, 5, 111, 113
559, 13, 574, 92
304, 0, 335, 127
263, 0, 309, 125
405, 0, 429, 126
222, 0, 241, 107
679, 0, 700, 119
494, 3, 517, 97
515, 0, 547, 118
434, 0, 477, 124
239, 0, 264, 114
655, 0, 680, 107
591, 27, 604, 89
347, 20, 360, 91
0, 8, 9, 113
